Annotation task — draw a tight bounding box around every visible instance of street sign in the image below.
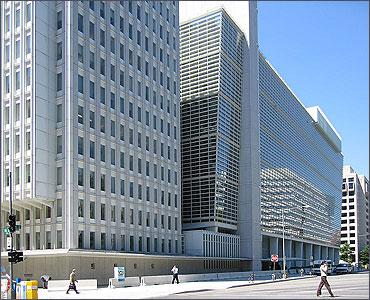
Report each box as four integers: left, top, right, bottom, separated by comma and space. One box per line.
6, 237, 11, 251
3, 227, 11, 236
114, 266, 125, 282
271, 254, 278, 262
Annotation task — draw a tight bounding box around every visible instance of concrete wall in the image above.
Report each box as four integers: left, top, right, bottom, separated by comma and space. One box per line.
1, 251, 245, 286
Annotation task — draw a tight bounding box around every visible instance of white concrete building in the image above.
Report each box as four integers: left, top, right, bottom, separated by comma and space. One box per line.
341, 165, 369, 264
1, 0, 182, 261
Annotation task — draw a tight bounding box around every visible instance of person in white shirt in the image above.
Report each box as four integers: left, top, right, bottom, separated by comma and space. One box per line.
171, 265, 179, 284
316, 261, 335, 297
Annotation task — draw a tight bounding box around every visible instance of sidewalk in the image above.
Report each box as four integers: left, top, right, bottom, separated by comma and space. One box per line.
38, 275, 312, 299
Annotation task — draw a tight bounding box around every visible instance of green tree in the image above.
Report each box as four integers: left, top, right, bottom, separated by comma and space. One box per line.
359, 245, 369, 267
340, 242, 354, 263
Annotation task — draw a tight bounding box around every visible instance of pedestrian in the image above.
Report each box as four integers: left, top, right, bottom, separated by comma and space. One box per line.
171, 265, 179, 284
316, 261, 335, 297
66, 269, 79, 294
40, 275, 51, 289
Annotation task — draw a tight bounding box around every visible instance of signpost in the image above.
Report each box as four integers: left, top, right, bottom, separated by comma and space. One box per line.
271, 254, 279, 271
114, 267, 125, 282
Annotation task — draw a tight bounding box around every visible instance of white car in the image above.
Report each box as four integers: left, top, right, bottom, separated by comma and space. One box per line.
334, 263, 353, 274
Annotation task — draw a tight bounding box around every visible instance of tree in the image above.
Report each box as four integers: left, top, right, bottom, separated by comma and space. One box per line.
359, 245, 369, 267
340, 242, 354, 263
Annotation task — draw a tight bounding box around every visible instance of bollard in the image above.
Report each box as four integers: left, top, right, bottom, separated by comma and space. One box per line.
140, 277, 145, 286
271, 273, 276, 281
26, 280, 38, 299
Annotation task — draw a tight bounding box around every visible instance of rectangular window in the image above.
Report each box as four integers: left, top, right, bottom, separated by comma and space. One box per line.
120, 179, 125, 195
89, 21, 95, 40
101, 174, 106, 191
111, 147, 116, 165
100, 58, 105, 75
78, 136, 84, 155
78, 75, 84, 93
90, 141, 95, 159
101, 203, 106, 220
110, 36, 115, 54
120, 152, 125, 168
110, 92, 115, 109
121, 207, 125, 223
56, 41, 62, 60
100, 144, 106, 162
78, 13, 84, 32
110, 9, 115, 26
57, 11, 62, 29
78, 168, 84, 186
111, 176, 116, 194
90, 171, 95, 189
90, 201, 95, 219
78, 199, 84, 217
100, 1, 105, 18
90, 51, 95, 69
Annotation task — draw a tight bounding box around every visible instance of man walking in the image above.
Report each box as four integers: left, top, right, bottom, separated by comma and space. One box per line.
316, 261, 335, 297
66, 269, 80, 294
171, 265, 179, 284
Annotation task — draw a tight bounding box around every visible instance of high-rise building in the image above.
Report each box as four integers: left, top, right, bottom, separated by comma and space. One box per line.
259, 54, 344, 269
341, 165, 369, 264
180, 2, 343, 271
1, 0, 184, 281
179, 2, 261, 269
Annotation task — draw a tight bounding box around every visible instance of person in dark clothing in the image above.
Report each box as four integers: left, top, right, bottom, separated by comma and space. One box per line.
171, 265, 179, 284
316, 261, 335, 297
66, 269, 79, 294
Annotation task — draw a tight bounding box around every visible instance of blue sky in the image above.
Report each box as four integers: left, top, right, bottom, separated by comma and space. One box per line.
258, 1, 369, 178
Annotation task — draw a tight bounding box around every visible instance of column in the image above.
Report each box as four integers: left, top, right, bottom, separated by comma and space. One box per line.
269, 237, 278, 256
286, 239, 292, 269
313, 244, 321, 261
296, 241, 304, 267
304, 243, 313, 266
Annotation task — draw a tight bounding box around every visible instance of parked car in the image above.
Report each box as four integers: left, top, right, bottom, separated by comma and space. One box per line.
333, 263, 353, 274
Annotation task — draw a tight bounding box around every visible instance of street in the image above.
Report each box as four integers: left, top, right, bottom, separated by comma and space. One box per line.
154, 272, 369, 299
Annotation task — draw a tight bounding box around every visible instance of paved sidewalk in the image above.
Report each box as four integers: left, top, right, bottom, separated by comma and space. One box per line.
38, 275, 312, 299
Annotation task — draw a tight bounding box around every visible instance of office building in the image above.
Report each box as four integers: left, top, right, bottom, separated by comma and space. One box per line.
1, 0, 190, 283
341, 165, 369, 264
180, 2, 261, 269
180, 3, 343, 270
259, 55, 343, 268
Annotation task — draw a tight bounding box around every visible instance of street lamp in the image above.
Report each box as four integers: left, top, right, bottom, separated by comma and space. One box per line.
281, 204, 310, 279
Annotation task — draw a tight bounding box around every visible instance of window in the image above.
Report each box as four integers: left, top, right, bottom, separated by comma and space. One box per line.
100, 86, 106, 104
101, 233, 106, 250
78, 199, 84, 217
129, 23, 133, 39
137, 30, 141, 46
120, 17, 124, 33
100, 144, 106, 162
15, 71, 20, 90
100, 1, 105, 18
78, 136, 84, 155
111, 148, 115, 165
78, 14, 84, 32
89, 22, 95, 39
110, 37, 115, 54
120, 179, 125, 195
129, 155, 134, 171
120, 97, 125, 114
129, 102, 133, 118
90, 170, 95, 188
78, 105, 84, 124
57, 41, 62, 60
57, 135, 63, 154
89, 81, 95, 99
90, 232, 95, 249
120, 70, 125, 87
120, 43, 124, 60
129, 129, 133, 145
78, 75, 84, 93
89, 111, 95, 128
120, 125, 125, 141
26, 4, 31, 22
137, 4, 141, 20
111, 176, 116, 194
100, 203, 105, 221
57, 199, 62, 217
110, 92, 116, 109
78, 168, 84, 186
130, 182, 134, 198
57, 11, 62, 29
90, 51, 95, 69
100, 29, 105, 47
89, 1, 95, 11
120, 152, 125, 168
57, 167, 62, 185
129, 49, 133, 65
90, 201, 95, 219
110, 9, 115, 26
100, 58, 105, 75
130, 208, 134, 224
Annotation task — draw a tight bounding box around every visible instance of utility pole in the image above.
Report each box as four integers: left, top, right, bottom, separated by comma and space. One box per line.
9, 171, 15, 299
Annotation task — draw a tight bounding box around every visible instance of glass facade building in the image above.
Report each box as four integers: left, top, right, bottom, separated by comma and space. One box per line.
259, 53, 343, 266
180, 9, 245, 233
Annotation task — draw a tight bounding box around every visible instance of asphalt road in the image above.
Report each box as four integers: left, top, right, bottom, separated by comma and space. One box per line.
155, 272, 369, 299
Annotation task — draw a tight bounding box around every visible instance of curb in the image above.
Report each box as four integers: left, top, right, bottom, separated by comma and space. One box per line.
225, 275, 314, 289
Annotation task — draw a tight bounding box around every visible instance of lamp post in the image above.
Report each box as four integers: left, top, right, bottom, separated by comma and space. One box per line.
281, 205, 310, 279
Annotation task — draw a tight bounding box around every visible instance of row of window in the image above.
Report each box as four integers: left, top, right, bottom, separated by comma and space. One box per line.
6, 230, 180, 254
3, 3, 32, 33
70, 103, 178, 138
3, 67, 31, 93
3, 34, 32, 63
73, 167, 178, 190
57, 167, 178, 202
70, 135, 178, 163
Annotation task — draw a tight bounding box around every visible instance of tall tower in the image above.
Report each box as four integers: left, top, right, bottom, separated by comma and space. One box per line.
1, 0, 182, 259
180, 2, 261, 269
341, 165, 369, 264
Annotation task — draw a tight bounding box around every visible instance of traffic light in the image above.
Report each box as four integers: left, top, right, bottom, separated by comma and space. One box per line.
8, 250, 23, 264
8, 214, 16, 233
